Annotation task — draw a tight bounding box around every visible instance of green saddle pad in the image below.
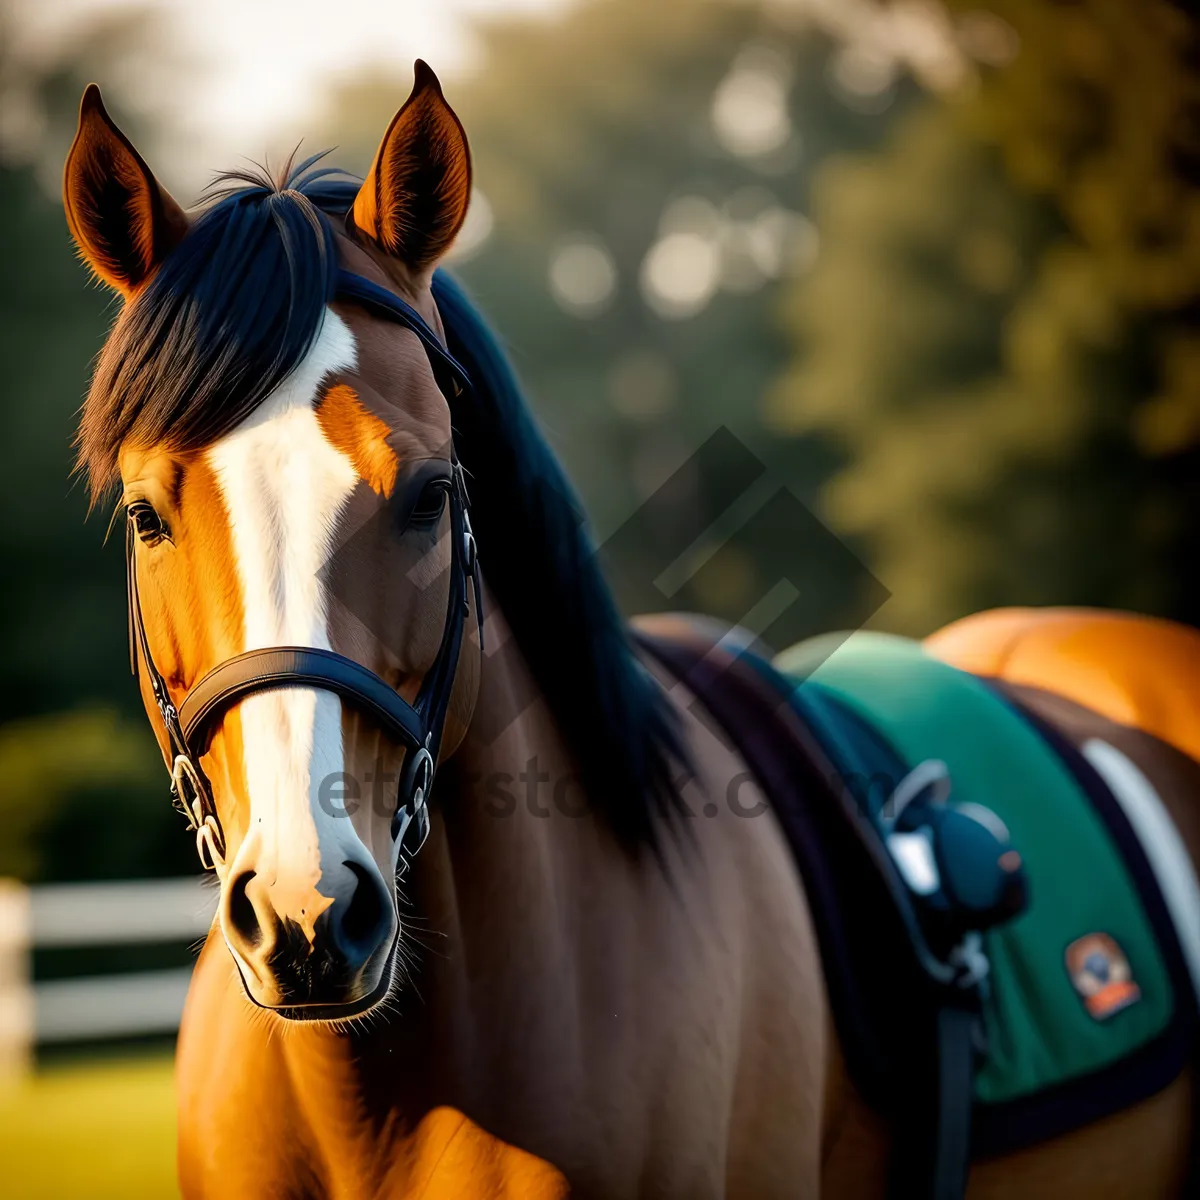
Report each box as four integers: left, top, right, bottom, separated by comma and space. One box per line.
775, 631, 1176, 1106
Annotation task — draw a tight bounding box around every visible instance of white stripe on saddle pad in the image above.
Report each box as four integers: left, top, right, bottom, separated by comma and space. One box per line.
1083, 738, 1200, 1008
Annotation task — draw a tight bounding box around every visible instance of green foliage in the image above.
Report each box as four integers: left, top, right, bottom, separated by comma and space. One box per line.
0, 2, 194, 881
321, 0, 906, 628
772, 2, 1200, 633
0, 2, 166, 725
956, 0, 1200, 458
0, 709, 192, 882
0, 159, 127, 723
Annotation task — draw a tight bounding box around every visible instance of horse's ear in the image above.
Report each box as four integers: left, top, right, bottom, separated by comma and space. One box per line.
350, 60, 472, 277
63, 84, 188, 298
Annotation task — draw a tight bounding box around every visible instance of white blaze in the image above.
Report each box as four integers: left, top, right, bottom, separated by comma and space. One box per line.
207, 310, 361, 932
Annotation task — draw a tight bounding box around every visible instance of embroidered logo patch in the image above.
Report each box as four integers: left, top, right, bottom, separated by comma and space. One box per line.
1065, 933, 1141, 1020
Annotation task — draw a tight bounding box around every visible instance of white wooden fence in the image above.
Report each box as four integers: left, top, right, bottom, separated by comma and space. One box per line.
0, 876, 216, 1078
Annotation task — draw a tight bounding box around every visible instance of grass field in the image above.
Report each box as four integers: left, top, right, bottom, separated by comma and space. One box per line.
0, 1055, 178, 1199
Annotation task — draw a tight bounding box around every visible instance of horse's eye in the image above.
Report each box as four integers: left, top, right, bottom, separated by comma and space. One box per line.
407, 481, 448, 529
128, 501, 168, 546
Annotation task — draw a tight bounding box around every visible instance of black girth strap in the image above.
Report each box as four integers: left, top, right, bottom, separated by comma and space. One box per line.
126, 271, 484, 872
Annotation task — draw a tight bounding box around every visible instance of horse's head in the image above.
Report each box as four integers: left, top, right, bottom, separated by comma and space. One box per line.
65, 65, 480, 1019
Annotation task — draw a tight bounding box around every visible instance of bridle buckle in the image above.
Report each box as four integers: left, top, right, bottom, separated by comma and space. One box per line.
196, 816, 226, 874
391, 742, 434, 871
171, 754, 204, 831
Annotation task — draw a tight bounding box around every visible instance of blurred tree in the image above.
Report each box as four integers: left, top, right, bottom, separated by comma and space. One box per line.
0, 710, 181, 881
0, 0, 196, 879
771, 0, 1200, 633
320, 0, 917, 632
0, 0, 168, 722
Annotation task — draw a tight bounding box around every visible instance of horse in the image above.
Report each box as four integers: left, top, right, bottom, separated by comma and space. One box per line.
63, 64, 1198, 1198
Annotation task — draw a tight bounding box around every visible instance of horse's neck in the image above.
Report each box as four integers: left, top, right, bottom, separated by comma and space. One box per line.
398, 603, 618, 1073
298, 604, 619, 1095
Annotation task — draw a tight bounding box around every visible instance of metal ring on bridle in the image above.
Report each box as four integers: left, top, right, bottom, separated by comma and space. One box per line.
173, 754, 227, 868
171, 754, 205, 831
196, 815, 226, 873
392, 745, 435, 857
411, 746, 434, 806
396, 746, 434, 825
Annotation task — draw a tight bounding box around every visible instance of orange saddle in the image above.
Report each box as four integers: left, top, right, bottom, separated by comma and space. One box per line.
926, 606, 1200, 765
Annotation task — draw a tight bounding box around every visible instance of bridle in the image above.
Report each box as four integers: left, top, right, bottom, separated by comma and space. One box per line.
125, 270, 484, 874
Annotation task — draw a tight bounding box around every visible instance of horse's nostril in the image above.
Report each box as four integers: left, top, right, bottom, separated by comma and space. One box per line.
227, 868, 262, 948
338, 860, 390, 958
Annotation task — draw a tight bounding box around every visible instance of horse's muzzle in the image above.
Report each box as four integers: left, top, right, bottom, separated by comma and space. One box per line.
220, 857, 398, 1017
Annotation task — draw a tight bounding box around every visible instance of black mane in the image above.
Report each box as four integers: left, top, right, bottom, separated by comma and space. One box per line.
80, 157, 683, 851
433, 271, 685, 850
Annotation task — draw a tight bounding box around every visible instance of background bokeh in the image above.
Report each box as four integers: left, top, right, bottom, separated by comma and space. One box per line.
0, 0, 1197, 1190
